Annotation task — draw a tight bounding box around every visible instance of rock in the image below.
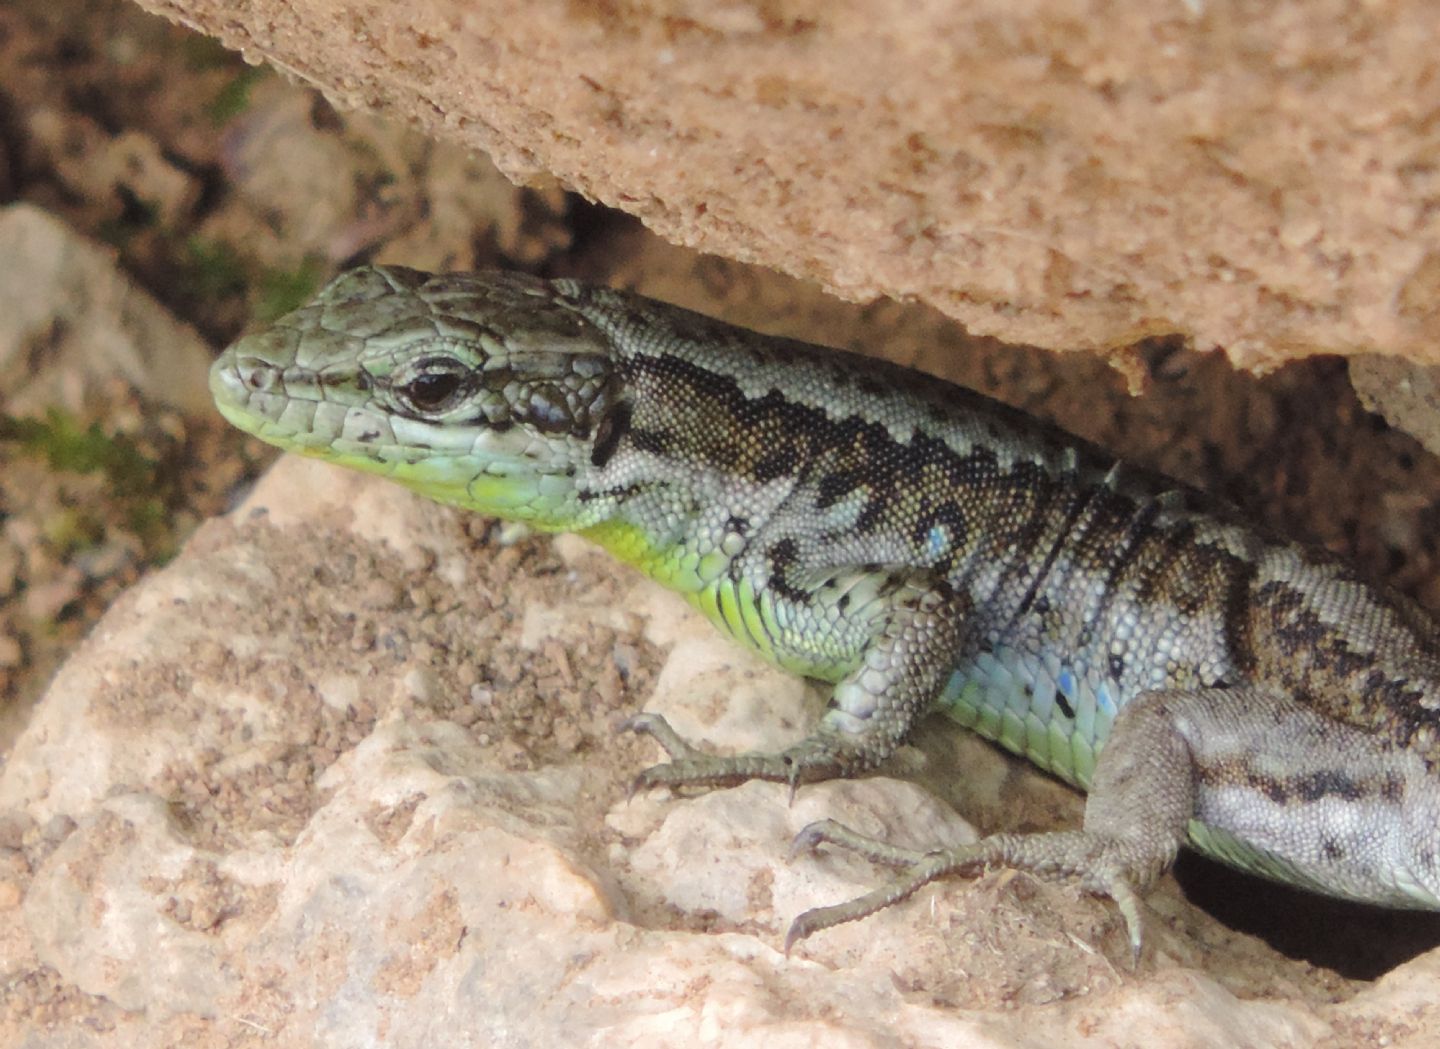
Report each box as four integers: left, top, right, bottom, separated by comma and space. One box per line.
0, 203, 214, 417
134, 0, 1440, 369
0, 456, 1429, 1046
1350, 356, 1440, 458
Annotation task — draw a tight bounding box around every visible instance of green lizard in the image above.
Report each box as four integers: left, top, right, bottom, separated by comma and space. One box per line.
211, 265, 1440, 959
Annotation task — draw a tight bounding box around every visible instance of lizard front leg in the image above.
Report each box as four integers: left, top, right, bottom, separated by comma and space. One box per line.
625, 565, 970, 794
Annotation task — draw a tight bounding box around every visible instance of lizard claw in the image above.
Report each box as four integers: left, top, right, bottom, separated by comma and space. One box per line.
788, 819, 841, 861
619, 712, 706, 760
621, 712, 709, 796
786, 761, 804, 806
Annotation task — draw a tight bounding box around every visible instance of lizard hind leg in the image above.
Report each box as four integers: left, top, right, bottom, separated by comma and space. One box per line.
784, 825, 1160, 961
787, 688, 1206, 962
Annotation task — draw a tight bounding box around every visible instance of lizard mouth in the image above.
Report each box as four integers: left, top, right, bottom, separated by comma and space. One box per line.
210, 349, 380, 458
210, 340, 586, 523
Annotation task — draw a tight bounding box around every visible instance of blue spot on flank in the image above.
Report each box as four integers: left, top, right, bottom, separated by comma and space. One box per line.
926, 525, 948, 559
1096, 681, 1118, 715
1057, 667, 1076, 700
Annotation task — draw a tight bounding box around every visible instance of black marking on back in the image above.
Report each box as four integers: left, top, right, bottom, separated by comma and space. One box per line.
1010, 483, 1098, 623
591, 401, 632, 467
766, 537, 807, 601
630, 427, 671, 455
1081, 495, 1164, 641
579, 482, 645, 504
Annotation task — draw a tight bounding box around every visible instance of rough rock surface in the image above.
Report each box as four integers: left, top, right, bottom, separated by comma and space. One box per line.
1350, 356, 1440, 460
5, 456, 1440, 1047
0, 203, 214, 416
135, 0, 1440, 370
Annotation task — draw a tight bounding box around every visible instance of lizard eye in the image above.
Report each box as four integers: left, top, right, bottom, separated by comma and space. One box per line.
396, 358, 470, 413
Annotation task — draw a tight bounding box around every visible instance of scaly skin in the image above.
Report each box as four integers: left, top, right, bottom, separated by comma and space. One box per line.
212, 266, 1440, 959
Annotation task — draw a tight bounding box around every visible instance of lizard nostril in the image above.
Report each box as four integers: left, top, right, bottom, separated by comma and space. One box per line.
236, 357, 282, 393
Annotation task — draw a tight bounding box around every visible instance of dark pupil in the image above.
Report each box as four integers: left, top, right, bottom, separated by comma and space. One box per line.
405, 371, 462, 409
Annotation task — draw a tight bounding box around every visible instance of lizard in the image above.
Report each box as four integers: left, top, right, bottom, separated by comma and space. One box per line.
209, 264, 1440, 961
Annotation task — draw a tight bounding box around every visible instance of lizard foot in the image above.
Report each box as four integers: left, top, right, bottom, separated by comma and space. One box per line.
621, 712, 853, 798
786, 820, 1151, 964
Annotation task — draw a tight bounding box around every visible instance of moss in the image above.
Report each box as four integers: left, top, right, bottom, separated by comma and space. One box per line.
255, 256, 327, 323
0, 409, 176, 561
206, 65, 266, 124
0, 410, 157, 496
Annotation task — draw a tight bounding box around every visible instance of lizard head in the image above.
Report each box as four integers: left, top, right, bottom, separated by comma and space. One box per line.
210, 266, 627, 527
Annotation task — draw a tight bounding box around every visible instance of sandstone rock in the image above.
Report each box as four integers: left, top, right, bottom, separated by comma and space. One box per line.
135, 0, 1440, 369
3, 456, 1426, 1046
0, 203, 214, 417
